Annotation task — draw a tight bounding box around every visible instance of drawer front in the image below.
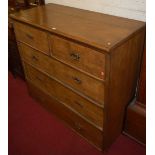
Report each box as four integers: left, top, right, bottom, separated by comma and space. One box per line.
19, 43, 104, 105
14, 22, 49, 54
24, 63, 104, 128
28, 81, 103, 149
50, 35, 106, 80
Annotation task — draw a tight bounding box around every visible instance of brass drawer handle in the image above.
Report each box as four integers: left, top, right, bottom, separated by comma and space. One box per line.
74, 101, 83, 108
32, 55, 38, 61
26, 34, 34, 40
70, 52, 80, 61
72, 76, 82, 84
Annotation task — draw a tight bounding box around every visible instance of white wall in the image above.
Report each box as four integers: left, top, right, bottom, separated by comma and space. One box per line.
45, 0, 145, 21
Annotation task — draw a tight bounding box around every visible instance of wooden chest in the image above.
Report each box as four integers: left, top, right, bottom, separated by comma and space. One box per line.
10, 3, 145, 150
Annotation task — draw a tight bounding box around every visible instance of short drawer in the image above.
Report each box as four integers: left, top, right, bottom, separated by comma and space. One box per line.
19, 43, 104, 105
24, 63, 104, 129
50, 35, 106, 80
13, 22, 49, 54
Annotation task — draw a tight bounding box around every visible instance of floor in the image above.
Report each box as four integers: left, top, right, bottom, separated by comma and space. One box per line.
8, 73, 146, 155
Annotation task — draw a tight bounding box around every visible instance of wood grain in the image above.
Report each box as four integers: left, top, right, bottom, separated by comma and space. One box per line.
14, 21, 50, 54
10, 3, 145, 52
27, 81, 103, 149
124, 102, 146, 144
24, 63, 104, 129
18, 43, 105, 105
12, 3, 146, 150
124, 45, 146, 144
103, 29, 145, 148
50, 35, 106, 80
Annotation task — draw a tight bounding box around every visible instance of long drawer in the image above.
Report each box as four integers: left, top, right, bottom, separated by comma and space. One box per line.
28, 81, 103, 149
24, 63, 104, 129
19, 43, 105, 105
14, 22, 49, 55
50, 35, 106, 80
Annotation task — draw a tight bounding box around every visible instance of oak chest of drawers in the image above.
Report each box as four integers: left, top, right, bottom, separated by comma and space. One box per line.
11, 3, 145, 150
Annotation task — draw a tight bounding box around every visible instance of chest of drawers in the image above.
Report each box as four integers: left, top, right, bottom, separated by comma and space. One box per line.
10, 3, 145, 150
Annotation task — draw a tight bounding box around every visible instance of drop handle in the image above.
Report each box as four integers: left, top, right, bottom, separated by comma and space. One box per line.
72, 76, 82, 84
26, 34, 34, 40
70, 52, 80, 61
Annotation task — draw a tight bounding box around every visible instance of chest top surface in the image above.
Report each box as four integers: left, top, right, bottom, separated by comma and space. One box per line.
10, 3, 145, 52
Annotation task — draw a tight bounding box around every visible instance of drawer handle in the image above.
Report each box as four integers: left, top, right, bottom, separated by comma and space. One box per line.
70, 53, 80, 61
74, 101, 84, 108
72, 77, 82, 84
32, 55, 38, 61
75, 123, 83, 130
26, 34, 34, 40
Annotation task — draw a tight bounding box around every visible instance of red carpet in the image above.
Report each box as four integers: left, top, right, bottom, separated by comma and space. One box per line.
8, 73, 146, 155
